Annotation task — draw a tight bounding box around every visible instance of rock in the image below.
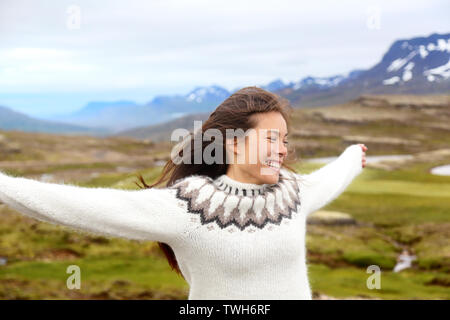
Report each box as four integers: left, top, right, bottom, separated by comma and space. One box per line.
0, 257, 7, 266
307, 210, 356, 225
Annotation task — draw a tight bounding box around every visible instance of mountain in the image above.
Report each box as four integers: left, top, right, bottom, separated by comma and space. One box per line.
114, 112, 210, 142
262, 79, 288, 92
42, 85, 231, 133
70, 100, 138, 117
145, 85, 231, 115
276, 32, 450, 107
0, 105, 112, 136
45, 100, 150, 132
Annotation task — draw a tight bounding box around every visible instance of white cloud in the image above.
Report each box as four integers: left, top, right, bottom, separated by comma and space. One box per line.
0, 0, 448, 114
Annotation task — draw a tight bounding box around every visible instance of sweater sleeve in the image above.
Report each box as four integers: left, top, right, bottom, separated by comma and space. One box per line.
0, 171, 188, 244
296, 144, 364, 216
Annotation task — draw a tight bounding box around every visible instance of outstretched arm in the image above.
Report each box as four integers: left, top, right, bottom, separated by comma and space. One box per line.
0, 171, 188, 243
296, 144, 365, 216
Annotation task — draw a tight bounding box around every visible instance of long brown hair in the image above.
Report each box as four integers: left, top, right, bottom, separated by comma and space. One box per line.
135, 86, 295, 277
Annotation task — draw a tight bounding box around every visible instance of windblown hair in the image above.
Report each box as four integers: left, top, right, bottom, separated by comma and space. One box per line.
135, 86, 295, 278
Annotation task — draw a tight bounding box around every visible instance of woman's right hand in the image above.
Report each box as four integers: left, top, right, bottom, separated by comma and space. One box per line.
357, 144, 368, 168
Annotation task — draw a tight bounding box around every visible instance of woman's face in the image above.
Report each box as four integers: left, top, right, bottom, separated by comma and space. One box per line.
226, 111, 288, 185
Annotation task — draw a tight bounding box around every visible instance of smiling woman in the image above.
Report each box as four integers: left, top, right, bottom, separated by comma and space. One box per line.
225, 111, 290, 185
0, 86, 366, 300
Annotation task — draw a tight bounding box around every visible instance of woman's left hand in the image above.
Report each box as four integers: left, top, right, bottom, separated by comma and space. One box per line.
357, 144, 368, 168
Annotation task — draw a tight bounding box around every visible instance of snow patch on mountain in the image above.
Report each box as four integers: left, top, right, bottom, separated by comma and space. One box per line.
417, 38, 450, 59
383, 76, 400, 85
423, 58, 450, 81
419, 45, 429, 58
185, 85, 230, 103
387, 51, 417, 72
291, 75, 346, 90
402, 62, 414, 82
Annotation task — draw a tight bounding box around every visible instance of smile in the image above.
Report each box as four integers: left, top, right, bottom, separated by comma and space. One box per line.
265, 160, 281, 170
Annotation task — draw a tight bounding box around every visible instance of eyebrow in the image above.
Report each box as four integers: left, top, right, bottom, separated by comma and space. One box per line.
266, 129, 288, 137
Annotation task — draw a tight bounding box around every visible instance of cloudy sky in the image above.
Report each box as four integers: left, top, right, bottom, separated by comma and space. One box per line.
0, 0, 449, 117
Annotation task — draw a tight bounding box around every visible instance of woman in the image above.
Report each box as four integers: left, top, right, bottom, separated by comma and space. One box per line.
0, 86, 367, 300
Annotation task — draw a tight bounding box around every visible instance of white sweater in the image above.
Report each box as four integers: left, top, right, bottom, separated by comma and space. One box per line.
0, 144, 363, 300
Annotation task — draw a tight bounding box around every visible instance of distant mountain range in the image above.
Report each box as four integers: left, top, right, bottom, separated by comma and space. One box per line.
0, 105, 111, 136
116, 112, 210, 142
41, 86, 230, 133
1, 32, 449, 135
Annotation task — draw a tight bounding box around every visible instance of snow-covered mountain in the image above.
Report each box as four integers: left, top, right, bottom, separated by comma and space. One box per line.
143, 85, 232, 120
374, 33, 450, 85
185, 85, 230, 103
266, 33, 449, 95
263, 76, 347, 92
278, 32, 450, 107
292, 75, 346, 89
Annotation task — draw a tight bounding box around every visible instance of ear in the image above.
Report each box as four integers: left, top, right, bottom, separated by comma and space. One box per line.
225, 137, 239, 155
225, 136, 241, 166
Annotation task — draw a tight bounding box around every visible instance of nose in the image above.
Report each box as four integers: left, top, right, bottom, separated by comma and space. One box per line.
278, 143, 287, 160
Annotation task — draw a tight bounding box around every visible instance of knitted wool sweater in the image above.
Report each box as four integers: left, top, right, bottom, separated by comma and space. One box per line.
0, 144, 363, 300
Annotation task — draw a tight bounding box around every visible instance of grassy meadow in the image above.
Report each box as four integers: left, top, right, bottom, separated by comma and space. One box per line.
0, 94, 449, 299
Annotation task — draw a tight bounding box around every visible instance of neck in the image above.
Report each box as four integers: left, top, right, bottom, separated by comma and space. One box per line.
226, 165, 263, 185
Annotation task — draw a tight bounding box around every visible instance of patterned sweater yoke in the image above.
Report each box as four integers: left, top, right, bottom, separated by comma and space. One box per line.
0, 144, 363, 300
170, 169, 301, 231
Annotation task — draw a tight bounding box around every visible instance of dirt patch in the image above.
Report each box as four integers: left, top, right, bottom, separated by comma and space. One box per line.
307, 251, 354, 268
424, 277, 450, 287
0, 278, 30, 286
35, 248, 82, 261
